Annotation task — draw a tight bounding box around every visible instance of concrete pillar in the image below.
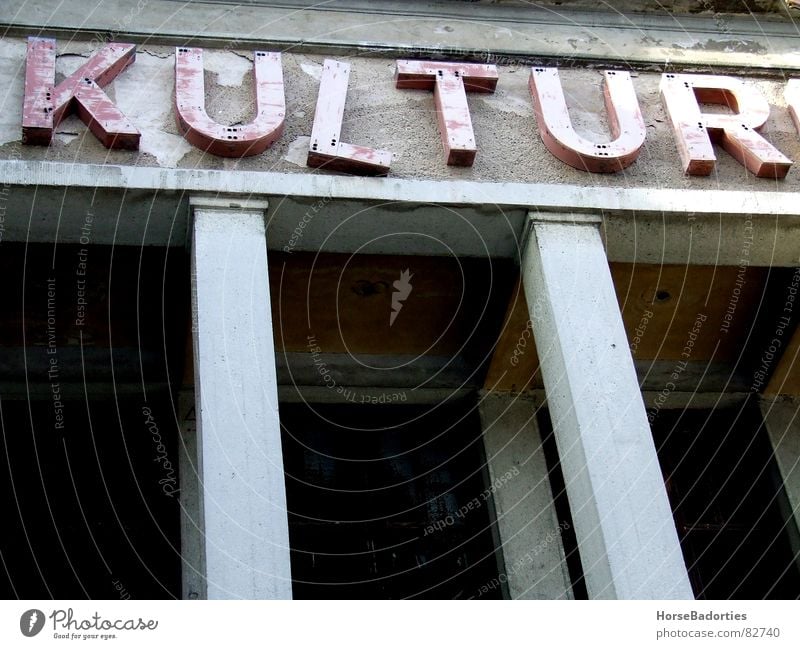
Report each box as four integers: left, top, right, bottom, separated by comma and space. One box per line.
760, 396, 800, 554
479, 392, 573, 599
189, 197, 292, 599
178, 388, 205, 599
521, 212, 693, 599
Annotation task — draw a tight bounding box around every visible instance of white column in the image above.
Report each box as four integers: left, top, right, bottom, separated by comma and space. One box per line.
760, 397, 800, 546
178, 388, 205, 599
190, 197, 292, 599
522, 212, 692, 599
479, 392, 573, 599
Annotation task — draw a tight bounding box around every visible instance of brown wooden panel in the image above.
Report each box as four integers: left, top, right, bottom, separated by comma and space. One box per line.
483, 263, 769, 392
614, 263, 767, 362
269, 251, 510, 360
482, 276, 542, 393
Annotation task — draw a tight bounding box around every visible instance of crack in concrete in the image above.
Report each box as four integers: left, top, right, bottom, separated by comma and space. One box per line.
141, 49, 172, 60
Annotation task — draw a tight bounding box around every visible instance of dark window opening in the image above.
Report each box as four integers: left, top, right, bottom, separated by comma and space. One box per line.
280, 401, 501, 599
0, 397, 182, 599
0, 242, 187, 599
653, 403, 800, 599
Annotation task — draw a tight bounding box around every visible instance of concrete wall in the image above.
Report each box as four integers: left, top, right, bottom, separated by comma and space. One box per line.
2, 37, 800, 191
761, 396, 800, 538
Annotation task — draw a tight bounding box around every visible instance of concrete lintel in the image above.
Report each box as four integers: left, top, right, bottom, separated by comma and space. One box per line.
2, 161, 800, 265
3, 161, 798, 221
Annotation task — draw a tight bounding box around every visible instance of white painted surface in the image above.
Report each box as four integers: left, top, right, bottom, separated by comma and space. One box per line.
522, 215, 693, 599
479, 392, 573, 599
191, 200, 292, 599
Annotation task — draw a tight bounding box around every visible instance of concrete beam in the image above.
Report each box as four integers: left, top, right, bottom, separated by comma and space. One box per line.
190, 197, 292, 599
521, 212, 693, 599
2, 161, 800, 266
479, 392, 573, 599
3, 0, 800, 74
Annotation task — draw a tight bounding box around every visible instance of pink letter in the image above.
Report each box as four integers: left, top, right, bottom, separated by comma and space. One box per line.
660, 73, 791, 178
529, 67, 646, 173
307, 59, 392, 176
395, 60, 498, 166
175, 47, 285, 157
22, 37, 139, 149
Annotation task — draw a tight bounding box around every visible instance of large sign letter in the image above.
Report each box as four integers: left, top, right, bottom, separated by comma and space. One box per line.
175, 47, 285, 157
395, 60, 498, 166
307, 59, 392, 176
22, 37, 140, 149
529, 67, 646, 173
660, 73, 791, 178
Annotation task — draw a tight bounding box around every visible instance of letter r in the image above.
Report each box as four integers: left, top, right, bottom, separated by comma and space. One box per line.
659, 72, 791, 178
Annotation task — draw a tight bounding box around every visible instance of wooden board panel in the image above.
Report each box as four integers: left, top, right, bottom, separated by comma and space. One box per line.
484, 263, 770, 392
269, 251, 511, 360
613, 263, 768, 362
482, 276, 542, 393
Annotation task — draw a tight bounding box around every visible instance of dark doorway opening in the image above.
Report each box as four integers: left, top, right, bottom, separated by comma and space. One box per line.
653, 403, 800, 599
0, 242, 187, 599
280, 401, 502, 599
0, 396, 182, 599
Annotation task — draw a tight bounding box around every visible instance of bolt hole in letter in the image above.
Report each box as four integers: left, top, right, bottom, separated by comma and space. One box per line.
22, 37, 140, 149
175, 47, 285, 157
528, 67, 646, 172
395, 60, 498, 166
660, 73, 792, 178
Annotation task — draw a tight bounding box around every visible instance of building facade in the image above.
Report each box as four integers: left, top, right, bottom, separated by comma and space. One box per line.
1, 0, 799, 599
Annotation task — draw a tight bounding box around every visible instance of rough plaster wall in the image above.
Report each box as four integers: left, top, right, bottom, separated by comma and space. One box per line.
2, 37, 800, 192
472, 0, 788, 13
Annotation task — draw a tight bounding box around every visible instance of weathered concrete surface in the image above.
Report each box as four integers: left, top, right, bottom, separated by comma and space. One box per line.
191, 200, 293, 599
522, 216, 693, 599
479, 392, 573, 599
761, 396, 800, 535
2, 37, 800, 191
3, 0, 800, 74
